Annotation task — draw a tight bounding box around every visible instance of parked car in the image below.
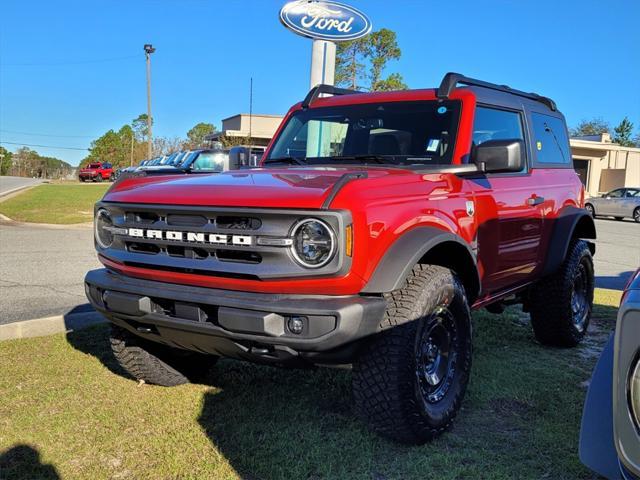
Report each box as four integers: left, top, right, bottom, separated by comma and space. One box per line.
85, 72, 596, 444
585, 187, 640, 222
79, 162, 114, 182
580, 268, 640, 479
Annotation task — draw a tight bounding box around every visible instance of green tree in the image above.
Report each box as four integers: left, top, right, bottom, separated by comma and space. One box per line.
132, 113, 152, 142
570, 118, 611, 137
0, 146, 13, 175
612, 117, 635, 147
187, 122, 216, 148
335, 28, 407, 92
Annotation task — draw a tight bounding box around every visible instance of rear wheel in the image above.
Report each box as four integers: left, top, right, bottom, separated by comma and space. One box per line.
352, 265, 472, 444
79, 177, 85, 182
96, 174, 103, 182
109, 324, 218, 386
584, 203, 595, 218
529, 240, 594, 347
633, 207, 640, 223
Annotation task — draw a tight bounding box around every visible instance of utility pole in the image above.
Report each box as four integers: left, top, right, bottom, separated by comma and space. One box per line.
248, 77, 253, 146
144, 44, 155, 159
130, 130, 134, 167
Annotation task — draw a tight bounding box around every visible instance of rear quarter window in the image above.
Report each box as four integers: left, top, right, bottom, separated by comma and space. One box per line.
531, 113, 571, 166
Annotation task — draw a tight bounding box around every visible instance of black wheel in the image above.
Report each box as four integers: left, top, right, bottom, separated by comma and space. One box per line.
634, 207, 640, 223
584, 203, 595, 218
96, 174, 103, 182
614, 216, 624, 221
109, 324, 218, 386
79, 177, 85, 182
352, 265, 472, 444
529, 240, 594, 347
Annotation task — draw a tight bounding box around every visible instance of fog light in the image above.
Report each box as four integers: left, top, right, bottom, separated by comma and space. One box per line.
288, 316, 305, 335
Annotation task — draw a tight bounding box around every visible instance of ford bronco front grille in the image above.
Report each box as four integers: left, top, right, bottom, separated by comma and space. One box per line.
96, 203, 351, 280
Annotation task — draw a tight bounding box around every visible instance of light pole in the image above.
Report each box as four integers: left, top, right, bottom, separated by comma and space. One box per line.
144, 44, 155, 159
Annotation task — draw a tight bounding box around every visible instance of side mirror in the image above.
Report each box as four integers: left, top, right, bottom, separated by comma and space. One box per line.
472, 139, 524, 173
228, 147, 250, 170
229, 146, 262, 169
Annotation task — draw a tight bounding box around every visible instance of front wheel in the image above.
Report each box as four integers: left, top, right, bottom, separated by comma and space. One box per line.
584, 203, 595, 218
352, 265, 472, 444
110, 325, 218, 386
96, 174, 103, 182
529, 240, 594, 347
634, 207, 640, 223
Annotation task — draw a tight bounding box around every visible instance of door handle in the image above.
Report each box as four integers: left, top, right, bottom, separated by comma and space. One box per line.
527, 196, 544, 206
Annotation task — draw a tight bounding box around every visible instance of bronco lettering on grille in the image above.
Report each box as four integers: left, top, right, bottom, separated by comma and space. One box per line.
127, 228, 253, 246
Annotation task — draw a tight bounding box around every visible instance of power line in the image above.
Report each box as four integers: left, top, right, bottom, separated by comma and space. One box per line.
0, 129, 97, 138
1, 54, 141, 67
0, 141, 88, 151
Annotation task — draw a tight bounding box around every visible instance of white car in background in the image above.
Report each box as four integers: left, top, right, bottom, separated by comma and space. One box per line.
585, 188, 640, 223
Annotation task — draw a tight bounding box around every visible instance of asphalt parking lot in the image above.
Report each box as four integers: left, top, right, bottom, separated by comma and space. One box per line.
0, 216, 637, 326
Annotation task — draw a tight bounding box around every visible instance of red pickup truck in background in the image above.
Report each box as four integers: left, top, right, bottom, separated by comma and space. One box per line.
79, 162, 114, 182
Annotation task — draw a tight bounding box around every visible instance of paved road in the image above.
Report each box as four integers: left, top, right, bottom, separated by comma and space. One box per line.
593, 217, 640, 290
0, 216, 637, 325
0, 223, 100, 324
0, 176, 43, 197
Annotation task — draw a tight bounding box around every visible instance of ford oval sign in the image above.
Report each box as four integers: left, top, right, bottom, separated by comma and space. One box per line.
279, 1, 372, 42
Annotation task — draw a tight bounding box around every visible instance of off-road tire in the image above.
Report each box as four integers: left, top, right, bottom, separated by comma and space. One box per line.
584, 203, 595, 218
96, 174, 103, 182
352, 264, 473, 444
109, 324, 218, 386
79, 177, 85, 182
529, 240, 594, 347
634, 207, 640, 223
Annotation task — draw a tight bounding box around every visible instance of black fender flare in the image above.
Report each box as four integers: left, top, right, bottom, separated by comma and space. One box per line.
541, 206, 596, 277
361, 226, 481, 302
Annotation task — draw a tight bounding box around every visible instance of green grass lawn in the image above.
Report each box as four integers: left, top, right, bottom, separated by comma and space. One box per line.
0, 289, 621, 480
0, 184, 109, 224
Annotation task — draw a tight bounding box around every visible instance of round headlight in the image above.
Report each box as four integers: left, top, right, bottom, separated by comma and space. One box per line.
95, 208, 114, 249
291, 219, 336, 268
630, 355, 640, 430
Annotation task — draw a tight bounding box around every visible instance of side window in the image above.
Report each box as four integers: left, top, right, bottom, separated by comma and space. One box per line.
531, 113, 571, 165
191, 152, 226, 172
625, 188, 639, 197
472, 107, 524, 146
608, 189, 624, 198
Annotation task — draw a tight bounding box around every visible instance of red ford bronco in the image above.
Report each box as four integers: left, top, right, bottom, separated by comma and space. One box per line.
79, 161, 114, 182
85, 73, 596, 444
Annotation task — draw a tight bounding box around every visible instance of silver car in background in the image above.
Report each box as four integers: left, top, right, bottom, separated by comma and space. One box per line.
585, 188, 640, 223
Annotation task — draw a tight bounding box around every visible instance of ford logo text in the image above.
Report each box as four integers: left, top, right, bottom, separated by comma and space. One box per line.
279, 1, 372, 41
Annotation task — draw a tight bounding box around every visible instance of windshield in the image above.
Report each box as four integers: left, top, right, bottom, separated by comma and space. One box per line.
265, 100, 461, 167
88, 163, 101, 169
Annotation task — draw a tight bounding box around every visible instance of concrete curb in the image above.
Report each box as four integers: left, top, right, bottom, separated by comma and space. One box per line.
0, 212, 93, 230
0, 182, 41, 199
0, 312, 106, 341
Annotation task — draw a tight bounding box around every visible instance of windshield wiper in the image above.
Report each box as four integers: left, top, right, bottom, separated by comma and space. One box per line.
263, 156, 307, 166
329, 154, 395, 165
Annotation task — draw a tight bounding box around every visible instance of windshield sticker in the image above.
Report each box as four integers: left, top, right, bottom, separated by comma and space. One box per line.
536, 141, 543, 151
426, 139, 440, 152
437, 106, 447, 114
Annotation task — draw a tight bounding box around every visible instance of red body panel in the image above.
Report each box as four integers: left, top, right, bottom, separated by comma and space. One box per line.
99, 88, 585, 307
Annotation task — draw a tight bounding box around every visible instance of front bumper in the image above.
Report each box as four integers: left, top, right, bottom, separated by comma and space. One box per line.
84, 268, 387, 365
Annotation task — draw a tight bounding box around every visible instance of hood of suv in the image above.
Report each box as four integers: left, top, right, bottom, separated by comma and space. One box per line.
103, 167, 408, 209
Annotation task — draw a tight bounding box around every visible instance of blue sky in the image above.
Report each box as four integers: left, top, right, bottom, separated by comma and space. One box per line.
1, 0, 639, 166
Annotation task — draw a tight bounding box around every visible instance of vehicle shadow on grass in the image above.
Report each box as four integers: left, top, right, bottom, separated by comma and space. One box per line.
0, 444, 60, 480
197, 302, 621, 480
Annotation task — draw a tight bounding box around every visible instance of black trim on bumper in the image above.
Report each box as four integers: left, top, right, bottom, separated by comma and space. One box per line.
84, 268, 387, 365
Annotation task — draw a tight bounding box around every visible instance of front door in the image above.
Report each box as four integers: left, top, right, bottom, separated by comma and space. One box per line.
471, 106, 544, 294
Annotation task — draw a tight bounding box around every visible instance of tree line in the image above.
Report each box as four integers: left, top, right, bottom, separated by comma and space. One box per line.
0, 146, 73, 178
79, 114, 221, 169
570, 117, 639, 147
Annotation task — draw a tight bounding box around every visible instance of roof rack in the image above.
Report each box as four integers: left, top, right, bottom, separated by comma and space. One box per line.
302, 84, 360, 109
437, 72, 557, 111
